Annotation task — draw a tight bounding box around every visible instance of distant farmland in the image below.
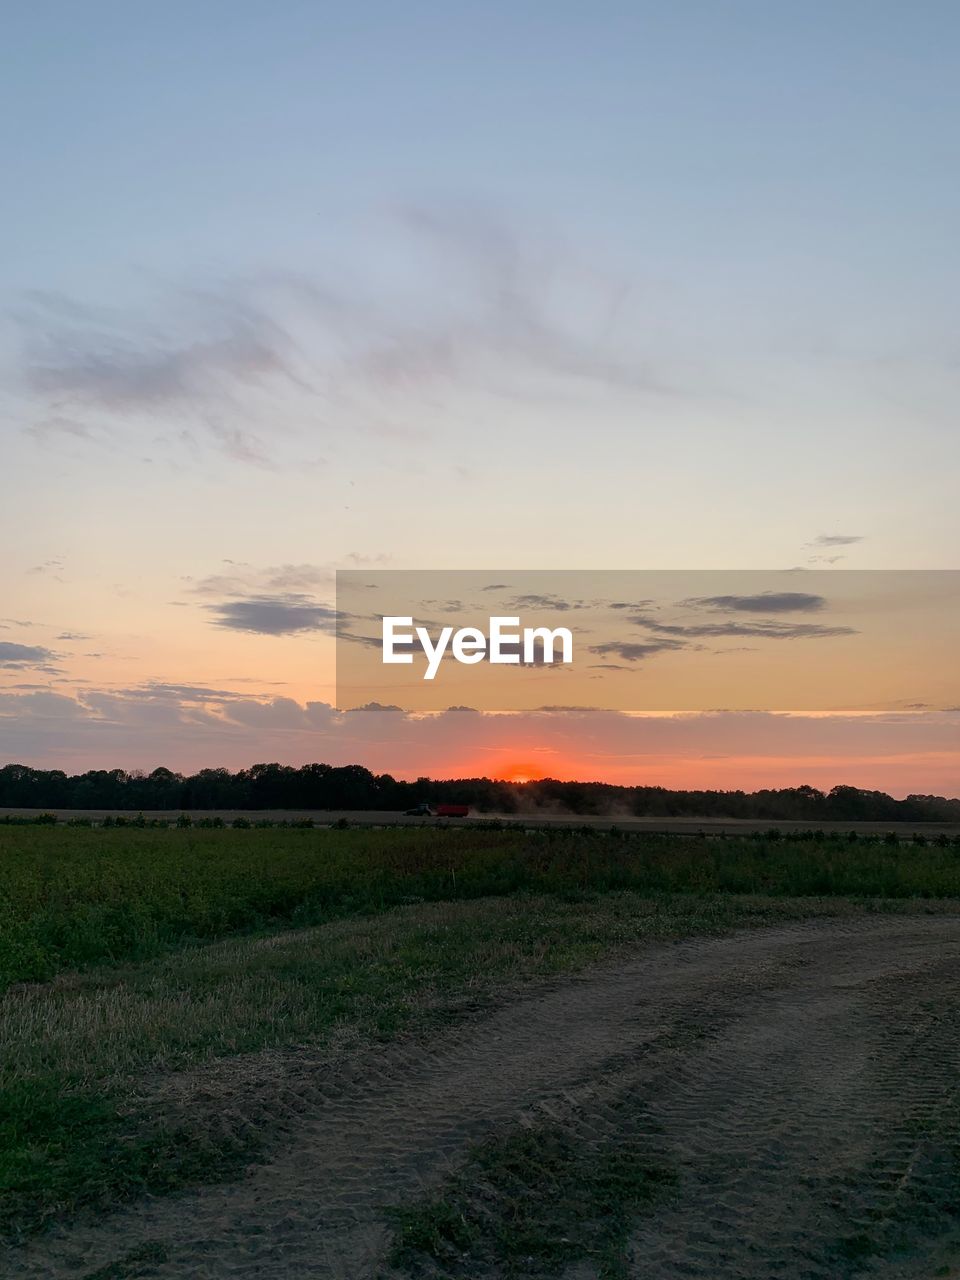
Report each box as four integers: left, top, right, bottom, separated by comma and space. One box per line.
3, 806, 960, 839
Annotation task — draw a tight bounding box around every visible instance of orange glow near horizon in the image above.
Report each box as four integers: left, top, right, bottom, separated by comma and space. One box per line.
461, 748, 960, 797
492, 761, 548, 784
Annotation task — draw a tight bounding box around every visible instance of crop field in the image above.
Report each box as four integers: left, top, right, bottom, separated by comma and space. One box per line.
2, 825, 960, 1279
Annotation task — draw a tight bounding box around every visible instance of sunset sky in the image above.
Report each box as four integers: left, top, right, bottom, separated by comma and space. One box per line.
2, 3, 958, 794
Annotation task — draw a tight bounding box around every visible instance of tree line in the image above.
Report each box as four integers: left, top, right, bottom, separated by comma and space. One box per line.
0, 762, 958, 821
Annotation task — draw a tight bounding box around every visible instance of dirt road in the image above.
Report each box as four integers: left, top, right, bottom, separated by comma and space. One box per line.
6, 914, 960, 1279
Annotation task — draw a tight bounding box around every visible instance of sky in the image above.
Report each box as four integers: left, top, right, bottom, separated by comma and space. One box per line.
1, 2, 958, 792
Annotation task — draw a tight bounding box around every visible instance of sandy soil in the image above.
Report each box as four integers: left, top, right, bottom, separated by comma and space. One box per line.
5, 914, 960, 1279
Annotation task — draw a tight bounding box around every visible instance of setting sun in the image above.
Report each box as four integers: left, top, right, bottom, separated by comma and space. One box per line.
495, 762, 546, 784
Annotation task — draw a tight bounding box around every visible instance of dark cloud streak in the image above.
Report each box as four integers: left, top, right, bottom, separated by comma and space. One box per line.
589, 639, 688, 662
629, 615, 855, 640
206, 595, 339, 636
0, 642, 59, 671
681, 592, 827, 614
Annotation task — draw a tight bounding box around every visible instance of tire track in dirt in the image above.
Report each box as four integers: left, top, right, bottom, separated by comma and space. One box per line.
626, 950, 960, 1277
4, 915, 960, 1279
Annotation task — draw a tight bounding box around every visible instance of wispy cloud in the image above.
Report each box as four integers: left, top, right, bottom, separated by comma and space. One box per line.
27, 556, 65, 580
803, 533, 865, 565
503, 592, 581, 612
188, 563, 334, 598
26, 326, 289, 413
15, 207, 673, 465
112, 682, 256, 703
26, 416, 98, 444
15, 287, 296, 466
359, 204, 671, 400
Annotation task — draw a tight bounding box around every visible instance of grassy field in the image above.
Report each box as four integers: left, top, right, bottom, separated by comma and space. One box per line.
2, 824, 959, 1245
3, 824, 960, 989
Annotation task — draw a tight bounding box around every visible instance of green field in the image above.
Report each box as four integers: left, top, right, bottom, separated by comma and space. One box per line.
2, 824, 959, 1245
4, 824, 960, 989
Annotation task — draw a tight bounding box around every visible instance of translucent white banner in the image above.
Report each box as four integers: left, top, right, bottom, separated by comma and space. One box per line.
336, 570, 960, 715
